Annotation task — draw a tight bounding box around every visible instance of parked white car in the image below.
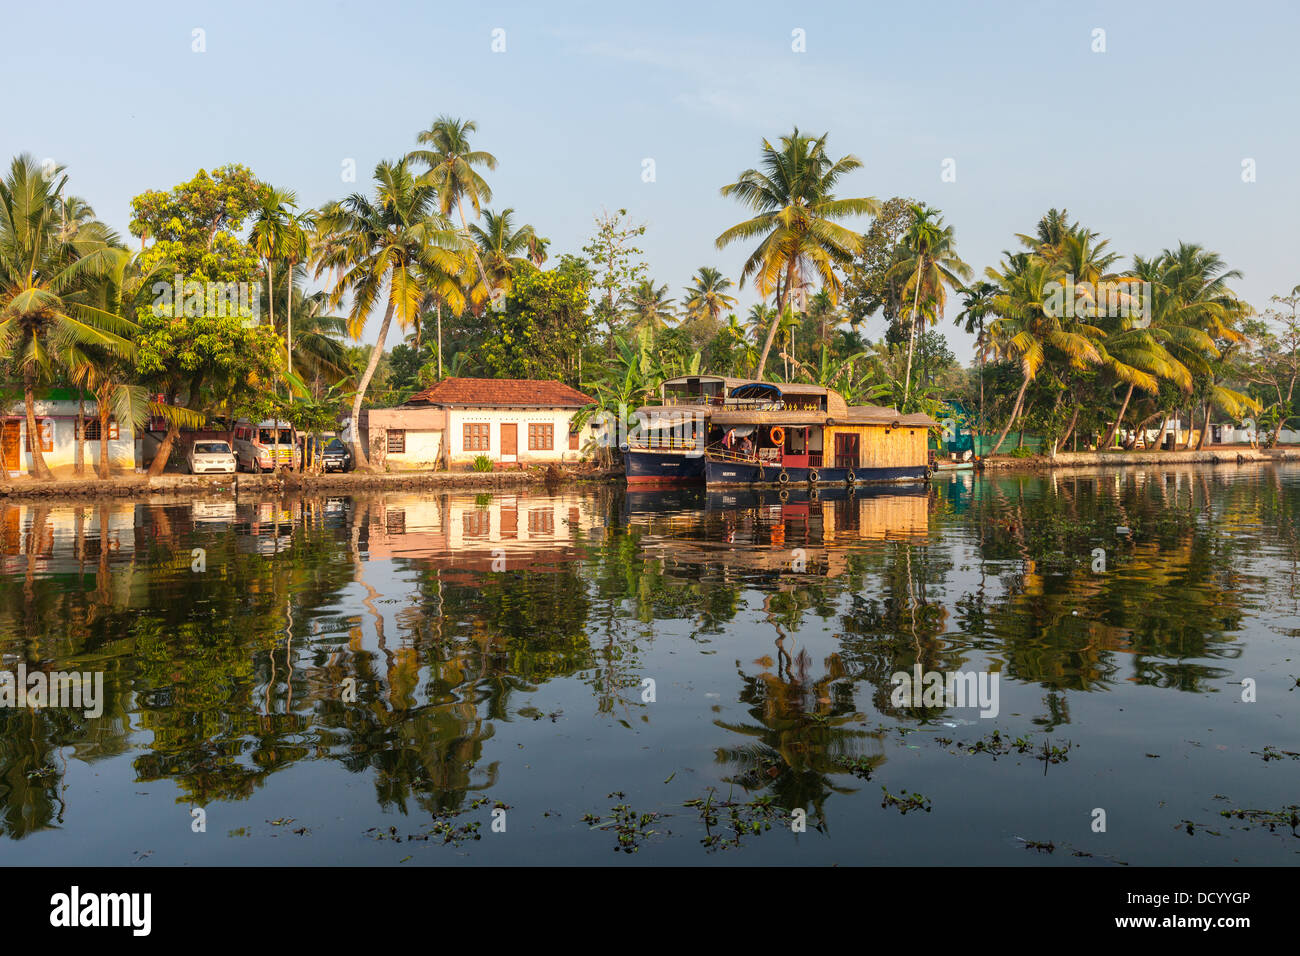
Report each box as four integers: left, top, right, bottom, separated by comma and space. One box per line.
186, 440, 237, 475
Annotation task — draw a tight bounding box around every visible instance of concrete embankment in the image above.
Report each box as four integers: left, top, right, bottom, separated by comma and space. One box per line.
0, 467, 623, 502
978, 448, 1293, 470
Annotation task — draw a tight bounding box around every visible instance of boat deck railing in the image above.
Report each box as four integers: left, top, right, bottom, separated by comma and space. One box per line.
626, 436, 704, 452
661, 396, 786, 411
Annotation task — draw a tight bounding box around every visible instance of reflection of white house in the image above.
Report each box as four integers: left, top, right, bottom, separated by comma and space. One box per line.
1, 393, 137, 477
363, 493, 605, 572
366, 378, 596, 470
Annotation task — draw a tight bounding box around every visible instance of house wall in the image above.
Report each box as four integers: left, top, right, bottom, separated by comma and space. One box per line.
2, 399, 136, 477
446, 408, 587, 465
367, 407, 447, 471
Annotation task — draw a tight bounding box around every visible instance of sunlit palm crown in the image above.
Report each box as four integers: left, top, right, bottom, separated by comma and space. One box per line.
408, 116, 498, 219
313, 159, 466, 339
0, 154, 134, 371
716, 128, 878, 304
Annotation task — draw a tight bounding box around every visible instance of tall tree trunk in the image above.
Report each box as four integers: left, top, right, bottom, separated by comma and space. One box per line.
1182, 405, 1197, 450
437, 302, 442, 381
23, 375, 52, 480
286, 259, 293, 379
456, 195, 493, 308
754, 262, 794, 381
98, 393, 112, 479
75, 394, 86, 477
1102, 383, 1135, 447
902, 262, 923, 407
266, 258, 275, 336
1152, 409, 1171, 451
1196, 403, 1212, 450
1055, 405, 1080, 458
990, 374, 1030, 455
349, 299, 396, 471
148, 419, 179, 476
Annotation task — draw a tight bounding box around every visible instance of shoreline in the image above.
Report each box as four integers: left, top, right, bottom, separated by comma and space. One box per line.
0, 466, 623, 503
976, 447, 1294, 470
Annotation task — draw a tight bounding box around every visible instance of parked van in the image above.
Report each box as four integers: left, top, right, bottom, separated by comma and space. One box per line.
231, 419, 300, 472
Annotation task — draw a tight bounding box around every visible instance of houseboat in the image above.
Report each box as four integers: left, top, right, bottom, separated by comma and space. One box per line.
702, 384, 938, 486
623, 375, 763, 484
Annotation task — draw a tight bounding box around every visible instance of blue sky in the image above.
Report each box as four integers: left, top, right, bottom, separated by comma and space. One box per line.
6, 0, 1299, 354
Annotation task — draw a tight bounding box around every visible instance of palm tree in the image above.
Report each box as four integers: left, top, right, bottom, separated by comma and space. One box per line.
0, 155, 128, 478
620, 280, 676, 336
720, 313, 757, 376
467, 208, 540, 303
956, 280, 999, 447
313, 159, 465, 470
886, 204, 971, 407
266, 273, 350, 389
682, 267, 737, 325
408, 116, 497, 309
251, 187, 316, 378
64, 247, 170, 478
716, 128, 878, 379
984, 254, 1103, 454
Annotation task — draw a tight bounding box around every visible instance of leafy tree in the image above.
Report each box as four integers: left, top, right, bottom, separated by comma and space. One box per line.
581, 208, 647, 348
129, 164, 281, 473
479, 267, 592, 384
842, 196, 917, 338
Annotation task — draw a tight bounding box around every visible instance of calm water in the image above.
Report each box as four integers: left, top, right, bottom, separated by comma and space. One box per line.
0, 466, 1297, 866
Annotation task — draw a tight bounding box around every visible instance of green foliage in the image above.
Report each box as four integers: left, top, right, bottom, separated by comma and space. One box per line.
129, 165, 264, 283
479, 267, 592, 383
472, 454, 493, 472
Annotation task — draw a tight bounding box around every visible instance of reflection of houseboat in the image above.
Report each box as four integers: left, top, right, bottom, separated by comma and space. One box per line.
703, 385, 938, 487
624, 483, 930, 577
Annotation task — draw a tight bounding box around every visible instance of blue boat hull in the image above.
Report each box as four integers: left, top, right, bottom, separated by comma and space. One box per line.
705, 458, 927, 486
625, 448, 706, 484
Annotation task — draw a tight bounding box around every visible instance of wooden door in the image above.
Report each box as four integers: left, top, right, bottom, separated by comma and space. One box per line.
500, 422, 517, 462
1, 421, 19, 475
834, 433, 860, 470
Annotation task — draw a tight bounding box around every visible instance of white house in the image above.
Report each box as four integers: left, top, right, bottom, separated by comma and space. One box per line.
2, 393, 137, 478
366, 378, 596, 470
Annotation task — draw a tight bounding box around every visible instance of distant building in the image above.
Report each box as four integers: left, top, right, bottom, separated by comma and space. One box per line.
365, 378, 595, 470
1, 391, 137, 477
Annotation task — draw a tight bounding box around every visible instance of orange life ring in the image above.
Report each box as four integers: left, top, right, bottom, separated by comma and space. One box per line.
769, 425, 785, 446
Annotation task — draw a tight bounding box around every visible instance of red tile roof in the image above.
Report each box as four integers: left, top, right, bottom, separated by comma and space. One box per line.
403, 377, 593, 408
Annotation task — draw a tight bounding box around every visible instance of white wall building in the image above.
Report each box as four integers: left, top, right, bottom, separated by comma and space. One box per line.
2, 395, 137, 478
366, 378, 596, 470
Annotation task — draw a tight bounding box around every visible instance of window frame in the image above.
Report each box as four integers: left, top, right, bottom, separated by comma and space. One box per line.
386, 429, 406, 454
464, 422, 490, 452
527, 422, 554, 451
